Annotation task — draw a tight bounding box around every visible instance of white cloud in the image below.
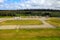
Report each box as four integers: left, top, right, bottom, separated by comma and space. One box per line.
57, 1, 60, 4
0, 0, 4, 3
18, 0, 54, 9
22, 0, 60, 10
0, 0, 60, 10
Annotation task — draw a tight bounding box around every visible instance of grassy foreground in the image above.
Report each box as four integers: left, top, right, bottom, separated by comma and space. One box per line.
0, 29, 60, 40
0, 20, 42, 25
46, 18, 60, 27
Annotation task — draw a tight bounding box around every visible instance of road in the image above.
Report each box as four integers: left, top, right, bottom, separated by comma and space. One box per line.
0, 17, 55, 29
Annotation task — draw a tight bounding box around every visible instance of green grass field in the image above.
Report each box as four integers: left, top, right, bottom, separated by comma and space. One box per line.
47, 18, 60, 27
0, 16, 32, 18
0, 29, 60, 40
0, 16, 13, 18
0, 20, 42, 25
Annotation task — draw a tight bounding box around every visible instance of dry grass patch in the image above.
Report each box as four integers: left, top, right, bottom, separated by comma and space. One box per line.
46, 18, 60, 27
0, 20, 42, 25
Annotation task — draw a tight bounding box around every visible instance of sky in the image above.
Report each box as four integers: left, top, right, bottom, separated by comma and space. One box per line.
0, 0, 60, 10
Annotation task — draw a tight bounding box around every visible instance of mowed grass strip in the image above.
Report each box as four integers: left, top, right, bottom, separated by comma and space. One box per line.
0, 29, 60, 40
0, 20, 42, 25
46, 18, 60, 27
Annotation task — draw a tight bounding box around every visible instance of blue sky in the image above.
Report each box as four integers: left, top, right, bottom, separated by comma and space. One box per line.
0, 0, 60, 10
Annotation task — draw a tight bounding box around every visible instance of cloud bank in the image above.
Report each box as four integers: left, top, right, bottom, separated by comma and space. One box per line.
0, 0, 60, 10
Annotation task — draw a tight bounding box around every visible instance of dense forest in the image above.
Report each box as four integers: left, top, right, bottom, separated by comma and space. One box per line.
0, 9, 60, 17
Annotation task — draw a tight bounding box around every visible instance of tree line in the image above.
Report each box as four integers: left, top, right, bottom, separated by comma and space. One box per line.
0, 10, 60, 17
